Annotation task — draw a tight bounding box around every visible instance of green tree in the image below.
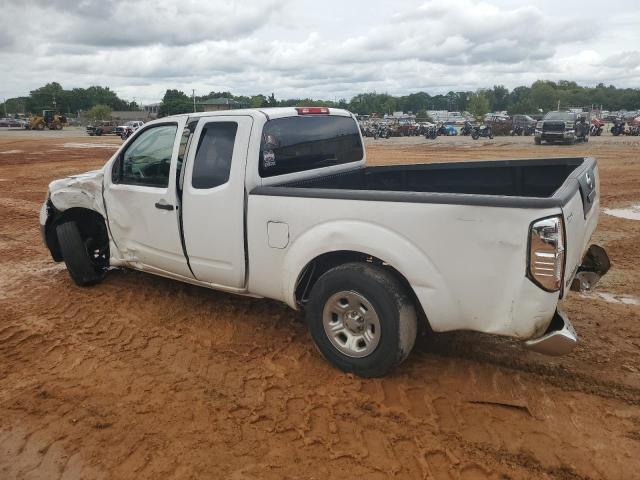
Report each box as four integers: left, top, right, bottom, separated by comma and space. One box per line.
158, 89, 193, 117
468, 92, 490, 118
86, 104, 112, 121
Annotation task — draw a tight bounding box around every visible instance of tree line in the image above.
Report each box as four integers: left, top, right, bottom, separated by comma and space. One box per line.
3, 80, 640, 118
1, 82, 138, 116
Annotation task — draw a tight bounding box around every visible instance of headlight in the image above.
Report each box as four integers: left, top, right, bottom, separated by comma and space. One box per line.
536, 121, 543, 128
528, 216, 565, 292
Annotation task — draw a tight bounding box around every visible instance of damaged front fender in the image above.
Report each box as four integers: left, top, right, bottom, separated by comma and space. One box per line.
48, 169, 106, 216
41, 167, 109, 262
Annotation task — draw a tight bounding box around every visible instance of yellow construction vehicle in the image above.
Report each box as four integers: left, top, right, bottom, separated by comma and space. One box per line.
27, 110, 68, 130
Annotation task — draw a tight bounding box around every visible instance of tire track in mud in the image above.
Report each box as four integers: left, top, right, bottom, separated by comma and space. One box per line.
423, 341, 640, 406
2, 255, 640, 479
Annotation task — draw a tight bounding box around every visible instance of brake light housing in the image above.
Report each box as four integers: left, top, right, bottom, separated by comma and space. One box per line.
295, 107, 330, 115
528, 216, 565, 292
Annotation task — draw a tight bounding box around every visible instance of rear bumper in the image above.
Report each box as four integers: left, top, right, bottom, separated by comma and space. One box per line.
524, 244, 610, 356
524, 308, 577, 355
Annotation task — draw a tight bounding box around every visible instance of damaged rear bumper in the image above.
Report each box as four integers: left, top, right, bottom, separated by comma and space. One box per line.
524, 244, 610, 356
524, 309, 577, 355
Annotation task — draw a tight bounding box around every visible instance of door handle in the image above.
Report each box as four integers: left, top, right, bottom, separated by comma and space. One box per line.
155, 201, 174, 211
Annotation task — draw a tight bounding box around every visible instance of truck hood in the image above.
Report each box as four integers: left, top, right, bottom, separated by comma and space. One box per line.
48, 168, 106, 216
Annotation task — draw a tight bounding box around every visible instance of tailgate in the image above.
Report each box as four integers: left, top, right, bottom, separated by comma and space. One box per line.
560, 158, 600, 294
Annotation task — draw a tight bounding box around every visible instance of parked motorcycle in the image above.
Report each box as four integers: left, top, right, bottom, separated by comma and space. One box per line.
472, 124, 493, 140
590, 119, 604, 136
460, 121, 474, 136
611, 119, 626, 136
424, 125, 438, 140
120, 128, 134, 140
374, 125, 391, 139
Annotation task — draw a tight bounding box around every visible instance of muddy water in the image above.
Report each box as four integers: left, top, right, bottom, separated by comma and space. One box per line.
604, 205, 640, 221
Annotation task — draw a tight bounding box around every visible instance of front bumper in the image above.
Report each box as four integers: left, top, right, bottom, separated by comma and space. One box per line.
535, 130, 575, 140
524, 308, 577, 355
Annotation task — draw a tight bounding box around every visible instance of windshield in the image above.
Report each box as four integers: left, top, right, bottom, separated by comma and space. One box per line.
544, 112, 574, 121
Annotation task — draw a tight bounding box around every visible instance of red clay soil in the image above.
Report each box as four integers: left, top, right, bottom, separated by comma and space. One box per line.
0, 131, 639, 479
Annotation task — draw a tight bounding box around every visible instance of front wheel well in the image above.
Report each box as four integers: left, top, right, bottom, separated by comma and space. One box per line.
294, 250, 429, 330
45, 206, 109, 262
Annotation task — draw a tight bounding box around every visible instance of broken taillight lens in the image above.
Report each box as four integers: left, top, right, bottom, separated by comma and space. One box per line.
528, 216, 565, 292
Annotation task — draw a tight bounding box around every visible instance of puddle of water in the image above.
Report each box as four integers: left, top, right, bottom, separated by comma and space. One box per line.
603, 205, 640, 221
0, 149, 23, 154
581, 291, 640, 305
63, 142, 119, 149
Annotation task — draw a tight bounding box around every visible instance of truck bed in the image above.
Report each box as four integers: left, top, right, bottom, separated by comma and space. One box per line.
252, 157, 594, 209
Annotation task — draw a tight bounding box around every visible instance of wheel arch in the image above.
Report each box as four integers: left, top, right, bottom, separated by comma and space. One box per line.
44, 206, 108, 262
293, 249, 431, 330
282, 220, 450, 331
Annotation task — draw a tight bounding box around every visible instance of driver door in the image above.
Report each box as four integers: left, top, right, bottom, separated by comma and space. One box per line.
104, 118, 193, 278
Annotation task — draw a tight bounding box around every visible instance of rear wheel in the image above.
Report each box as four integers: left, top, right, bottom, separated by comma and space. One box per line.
56, 221, 108, 286
306, 262, 417, 377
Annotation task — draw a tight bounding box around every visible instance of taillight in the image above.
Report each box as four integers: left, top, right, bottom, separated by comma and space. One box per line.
528, 216, 565, 292
295, 107, 330, 115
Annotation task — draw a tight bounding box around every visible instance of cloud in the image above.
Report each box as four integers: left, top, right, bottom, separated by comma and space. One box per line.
0, 0, 638, 103
2, 0, 285, 49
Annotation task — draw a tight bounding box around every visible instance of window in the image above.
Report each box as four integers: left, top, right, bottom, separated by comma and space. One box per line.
259, 116, 363, 178
192, 122, 238, 189
113, 124, 177, 187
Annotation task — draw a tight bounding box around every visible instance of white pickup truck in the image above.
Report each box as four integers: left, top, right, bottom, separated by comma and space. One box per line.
40, 107, 610, 377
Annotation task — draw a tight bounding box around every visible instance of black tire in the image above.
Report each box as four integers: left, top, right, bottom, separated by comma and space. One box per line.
56, 221, 107, 286
305, 262, 417, 377
95, 129, 102, 136
471, 132, 479, 140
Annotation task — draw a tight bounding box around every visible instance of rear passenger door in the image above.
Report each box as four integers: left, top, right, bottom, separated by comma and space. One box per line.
181, 116, 253, 288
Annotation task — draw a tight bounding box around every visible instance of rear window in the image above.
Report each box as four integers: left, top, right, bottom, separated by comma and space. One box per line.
192, 122, 238, 189
259, 115, 363, 178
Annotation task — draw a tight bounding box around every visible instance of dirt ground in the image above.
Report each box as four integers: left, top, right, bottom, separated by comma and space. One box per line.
1, 128, 639, 480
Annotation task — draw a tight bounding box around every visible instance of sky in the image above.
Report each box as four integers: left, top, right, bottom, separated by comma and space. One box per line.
1, 0, 639, 104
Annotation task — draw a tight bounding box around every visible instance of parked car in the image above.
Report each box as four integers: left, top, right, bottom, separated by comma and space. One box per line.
0, 117, 25, 128
535, 111, 589, 145
116, 120, 145, 139
86, 121, 118, 136
41, 107, 608, 377
485, 114, 512, 136
511, 115, 536, 136
437, 123, 457, 136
